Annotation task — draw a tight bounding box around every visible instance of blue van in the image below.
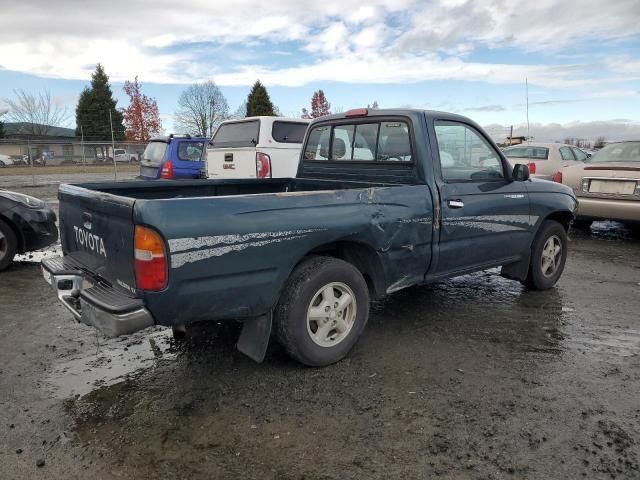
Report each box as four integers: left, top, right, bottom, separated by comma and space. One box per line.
139, 135, 208, 180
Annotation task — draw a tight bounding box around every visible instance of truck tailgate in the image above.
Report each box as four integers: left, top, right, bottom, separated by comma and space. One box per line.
58, 184, 137, 293
207, 147, 257, 179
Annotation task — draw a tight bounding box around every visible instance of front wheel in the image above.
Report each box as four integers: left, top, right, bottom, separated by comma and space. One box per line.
0, 219, 18, 271
523, 220, 568, 290
274, 256, 370, 367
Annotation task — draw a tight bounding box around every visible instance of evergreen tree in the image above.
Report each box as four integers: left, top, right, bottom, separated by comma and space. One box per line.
0, 117, 5, 139
246, 80, 275, 116
75, 64, 125, 140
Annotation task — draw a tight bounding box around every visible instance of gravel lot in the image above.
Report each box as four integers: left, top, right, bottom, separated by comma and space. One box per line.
0, 178, 639, 479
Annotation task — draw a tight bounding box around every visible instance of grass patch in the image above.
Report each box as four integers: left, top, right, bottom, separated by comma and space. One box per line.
0, 164, 140, 176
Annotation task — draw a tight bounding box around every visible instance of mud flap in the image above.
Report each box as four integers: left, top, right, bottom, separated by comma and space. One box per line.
500, 252, 531, 282
237, 313, 272, 363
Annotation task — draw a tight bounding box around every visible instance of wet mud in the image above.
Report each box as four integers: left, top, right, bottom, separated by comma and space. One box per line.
0, 220, 639, 479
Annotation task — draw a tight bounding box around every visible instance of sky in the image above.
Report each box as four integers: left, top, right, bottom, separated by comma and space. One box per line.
0, 0, 639, 143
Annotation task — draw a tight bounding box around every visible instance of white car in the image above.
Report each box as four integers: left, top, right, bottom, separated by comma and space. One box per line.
206, 116, 310, 179
503, 143, 589, 181
0, 154, 14, 167
113, 149, 138, 163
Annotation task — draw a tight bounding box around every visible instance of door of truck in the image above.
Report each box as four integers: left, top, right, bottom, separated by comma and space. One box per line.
431, 120, 531, 275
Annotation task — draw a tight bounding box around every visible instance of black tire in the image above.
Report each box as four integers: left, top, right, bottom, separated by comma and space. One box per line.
274, 256, 370, 367
572, 219, 592, 230
172, 325, 187, 340
0, 219, 18, 271
523, 220, 568, 290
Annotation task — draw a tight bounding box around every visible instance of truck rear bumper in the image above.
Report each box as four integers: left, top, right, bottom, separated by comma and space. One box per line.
41, 256, 155, 337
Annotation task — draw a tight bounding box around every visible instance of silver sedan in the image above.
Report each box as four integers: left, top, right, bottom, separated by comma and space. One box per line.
503, 143, 588, 181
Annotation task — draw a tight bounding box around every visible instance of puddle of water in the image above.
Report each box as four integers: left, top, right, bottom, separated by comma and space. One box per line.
47, 327, 175, 399
14, 243, 62, 263
568, 327, 640, 358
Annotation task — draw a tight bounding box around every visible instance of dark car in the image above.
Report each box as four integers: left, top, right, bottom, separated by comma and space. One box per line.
0, 190, 58, 270
43, 109, 576, 366
138, 134, 208, 180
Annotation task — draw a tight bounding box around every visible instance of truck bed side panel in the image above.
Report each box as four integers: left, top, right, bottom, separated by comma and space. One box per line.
136, 185, 433, 325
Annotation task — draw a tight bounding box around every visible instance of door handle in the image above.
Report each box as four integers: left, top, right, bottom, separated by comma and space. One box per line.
447, 200, 464, 209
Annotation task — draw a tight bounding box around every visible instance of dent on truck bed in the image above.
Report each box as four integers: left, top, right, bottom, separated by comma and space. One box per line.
138, 184, 433, 324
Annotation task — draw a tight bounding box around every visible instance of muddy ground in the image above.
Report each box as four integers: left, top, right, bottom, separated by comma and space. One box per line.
0, 181, 639, 479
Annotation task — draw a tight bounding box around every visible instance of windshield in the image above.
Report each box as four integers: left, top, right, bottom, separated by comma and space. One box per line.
587, 142, 640, 163
142, 142, 168, 166
503, 146, 549, 160
211, 120, 259, 147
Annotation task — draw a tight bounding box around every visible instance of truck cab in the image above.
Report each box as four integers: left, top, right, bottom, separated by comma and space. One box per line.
139, 134, 207, 180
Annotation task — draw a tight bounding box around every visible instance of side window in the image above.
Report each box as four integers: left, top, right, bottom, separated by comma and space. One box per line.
572, 147, 587, 161
559, 147, 575, 161
303, 126, 331, 160
272, 121, 308, 144
377, 122, 412, 161
331, 125, 354, 160
178, 142, 205, 162
434, 122, 504, 182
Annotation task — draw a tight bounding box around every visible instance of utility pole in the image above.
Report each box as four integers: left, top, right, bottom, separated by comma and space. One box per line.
509, 125, 513, 146
525, 78, 530, 144
80, 124, 87, 173
109, 110, 118, 180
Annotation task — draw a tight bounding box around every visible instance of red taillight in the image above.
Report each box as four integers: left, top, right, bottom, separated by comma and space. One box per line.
345, 108, 368, 117
160, 161, 173, 179
527, 162, 536, 174
552, 171, 563, 183
134, 226, 167, 291
256, 152, 271, 178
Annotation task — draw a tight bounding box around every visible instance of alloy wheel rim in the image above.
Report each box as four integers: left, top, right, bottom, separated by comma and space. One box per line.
306, 282, 357, 348
541, 235, 562, 278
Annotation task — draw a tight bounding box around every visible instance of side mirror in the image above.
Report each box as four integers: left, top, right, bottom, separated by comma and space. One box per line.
512, 163, 530, 181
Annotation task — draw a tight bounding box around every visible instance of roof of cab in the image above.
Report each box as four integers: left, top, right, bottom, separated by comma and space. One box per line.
308, 108, 485, 129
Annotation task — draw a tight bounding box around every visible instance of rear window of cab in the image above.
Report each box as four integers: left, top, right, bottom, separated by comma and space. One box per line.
303, 121, 412, 162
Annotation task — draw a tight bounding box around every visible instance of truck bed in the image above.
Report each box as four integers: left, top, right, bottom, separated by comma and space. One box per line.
74, 178, 393, 200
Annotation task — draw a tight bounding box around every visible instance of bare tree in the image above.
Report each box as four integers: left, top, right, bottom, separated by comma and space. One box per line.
4, 89, 70, 135
174, 81, 229, 137
594, 136, 606, 149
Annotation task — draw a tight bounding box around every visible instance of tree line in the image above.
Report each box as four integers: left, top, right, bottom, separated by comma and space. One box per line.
0, 64, 379, 141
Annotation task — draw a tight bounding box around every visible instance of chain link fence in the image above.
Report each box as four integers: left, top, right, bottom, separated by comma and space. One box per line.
0, 139, 148, 184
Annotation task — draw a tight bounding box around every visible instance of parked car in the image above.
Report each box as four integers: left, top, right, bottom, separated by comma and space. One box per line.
206, 117, 310, 179
8, 155, 28, 166
0, 190, 58, 270
0, 154, 14, 167
42, 108, 576, 367
554, 141, 640, 228
139, 135, 207, 180
503, 143, 589, 181
114, 148, 138, 163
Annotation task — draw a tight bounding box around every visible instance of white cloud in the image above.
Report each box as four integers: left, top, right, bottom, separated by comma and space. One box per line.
0, 0, 637, 89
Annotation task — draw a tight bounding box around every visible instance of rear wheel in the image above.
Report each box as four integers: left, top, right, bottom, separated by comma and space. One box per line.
523, 220, 568, 290
274, 256, 370, 367
0, 219, 18, 271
